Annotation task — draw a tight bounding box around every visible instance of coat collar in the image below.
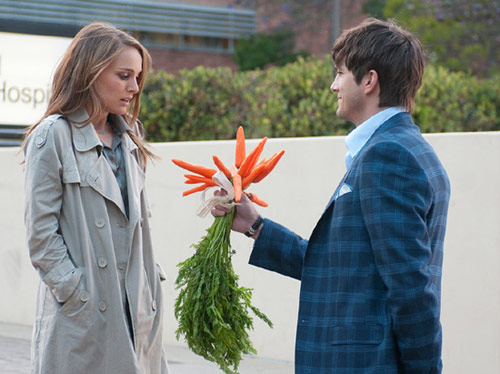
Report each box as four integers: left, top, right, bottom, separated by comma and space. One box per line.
66, 108, 101, 152
66, 108, 145, 221
67, 109, 139, 153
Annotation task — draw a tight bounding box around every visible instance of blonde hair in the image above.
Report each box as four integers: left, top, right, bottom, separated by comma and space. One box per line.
23, 22, 156, 164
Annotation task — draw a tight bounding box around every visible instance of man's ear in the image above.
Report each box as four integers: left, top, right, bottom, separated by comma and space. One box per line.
363, 70, 379, 95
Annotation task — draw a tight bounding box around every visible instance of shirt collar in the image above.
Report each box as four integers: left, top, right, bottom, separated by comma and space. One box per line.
344, 107, 404, 169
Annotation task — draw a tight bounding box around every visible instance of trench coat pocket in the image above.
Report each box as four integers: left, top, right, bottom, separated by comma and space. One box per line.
330, 323, 383, 345
59, 280, 88, 315
42, 260, 82, 303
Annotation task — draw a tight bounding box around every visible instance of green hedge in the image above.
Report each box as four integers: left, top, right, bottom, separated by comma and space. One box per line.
140, 56, 500, 142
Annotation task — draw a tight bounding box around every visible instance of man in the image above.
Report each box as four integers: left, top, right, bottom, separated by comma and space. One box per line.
214, 18, 450, 374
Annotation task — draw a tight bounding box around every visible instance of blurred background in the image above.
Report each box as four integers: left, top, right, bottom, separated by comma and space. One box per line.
1, 2, 500, 372
1, 0, 499, 146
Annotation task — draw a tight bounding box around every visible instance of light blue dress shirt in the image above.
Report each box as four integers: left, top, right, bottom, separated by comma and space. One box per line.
344, 107, 405, 169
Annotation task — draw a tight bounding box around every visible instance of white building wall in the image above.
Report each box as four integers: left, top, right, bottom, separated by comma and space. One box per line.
1, 132, 499, 373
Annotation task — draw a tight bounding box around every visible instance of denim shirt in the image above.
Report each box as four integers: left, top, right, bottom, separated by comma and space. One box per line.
102, 120, 129, 218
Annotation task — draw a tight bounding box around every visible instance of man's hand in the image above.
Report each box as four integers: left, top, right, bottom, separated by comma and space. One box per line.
211, 190, 262, 239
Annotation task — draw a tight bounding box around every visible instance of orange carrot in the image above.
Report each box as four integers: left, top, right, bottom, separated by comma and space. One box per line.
253, 150, 285, 183
232, 174, 242, 202
242, 162, 267, 189
237, 137, 267, 178
248, 192, 268, 207
235, 126, 246, 168
184, 174, 216, 186
182, 183, 212, 197
255, 157, 267, 167
212, 155, 231, 179
172, 159, 217, 178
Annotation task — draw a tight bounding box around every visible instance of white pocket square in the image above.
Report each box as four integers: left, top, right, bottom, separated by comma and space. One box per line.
335, 183, 353, 200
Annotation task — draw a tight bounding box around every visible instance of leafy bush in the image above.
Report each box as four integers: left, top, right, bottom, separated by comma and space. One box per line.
233, 31, 309, 71
382, 0, 500, 77
415, 65, 500, 133
140, 56, 500, 142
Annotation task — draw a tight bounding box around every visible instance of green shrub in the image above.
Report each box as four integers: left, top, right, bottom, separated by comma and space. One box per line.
415, 65, 500, 132
233, 31, 309, 72
140, 56, 500, 142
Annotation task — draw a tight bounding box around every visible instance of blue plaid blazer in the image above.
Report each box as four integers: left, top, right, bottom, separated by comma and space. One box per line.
250, 113, 450, 374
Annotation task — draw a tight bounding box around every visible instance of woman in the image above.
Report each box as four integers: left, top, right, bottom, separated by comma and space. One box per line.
23, 23, 168, 373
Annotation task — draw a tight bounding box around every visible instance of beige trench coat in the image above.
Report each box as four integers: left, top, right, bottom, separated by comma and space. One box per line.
24, 109, 168, 374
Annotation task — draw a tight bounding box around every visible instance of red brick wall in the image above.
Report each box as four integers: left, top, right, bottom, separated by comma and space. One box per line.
145, 0, 367, 72
255, 0, 367, 56
149, 48, 238, 72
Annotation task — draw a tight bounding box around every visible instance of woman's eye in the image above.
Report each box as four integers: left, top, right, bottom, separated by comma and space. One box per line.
120, 74, 129, 80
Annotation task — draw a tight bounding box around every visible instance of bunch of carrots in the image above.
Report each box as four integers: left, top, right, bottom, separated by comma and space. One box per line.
172, 126, 285, 206
171, 127, 284, 374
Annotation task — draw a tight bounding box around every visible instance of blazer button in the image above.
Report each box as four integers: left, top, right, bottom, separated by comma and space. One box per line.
152, 300, 157, 311
79, 291, 90, 303
95, 218, 105, 228
99, 301, 107, 312
97, 257, 107, 268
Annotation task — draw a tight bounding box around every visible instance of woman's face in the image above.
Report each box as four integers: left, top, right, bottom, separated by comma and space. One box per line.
94, 46, 143, 116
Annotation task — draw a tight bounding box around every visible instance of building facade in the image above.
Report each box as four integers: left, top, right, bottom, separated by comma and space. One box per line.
0, 0, 366, 143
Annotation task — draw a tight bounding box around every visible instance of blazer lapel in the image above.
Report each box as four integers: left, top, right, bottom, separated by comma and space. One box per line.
67, 109, 127, 217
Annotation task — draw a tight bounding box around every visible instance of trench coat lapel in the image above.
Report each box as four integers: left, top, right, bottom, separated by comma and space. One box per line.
67, 109, 127, 217
120, 120, 145, 228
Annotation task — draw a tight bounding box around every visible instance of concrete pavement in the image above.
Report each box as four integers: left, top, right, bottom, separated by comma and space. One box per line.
0, 322, 293, 374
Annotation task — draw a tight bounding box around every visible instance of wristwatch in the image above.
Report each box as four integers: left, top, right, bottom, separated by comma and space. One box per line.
244, 215, 264, 237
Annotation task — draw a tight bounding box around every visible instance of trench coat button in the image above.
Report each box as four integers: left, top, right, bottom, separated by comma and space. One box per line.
79, 291, 90, 302
95, 218, 105, 228
35, 136, 45, 147
99, 301, 107, 312
97, 257, 107, 268
152, 300, 157, 311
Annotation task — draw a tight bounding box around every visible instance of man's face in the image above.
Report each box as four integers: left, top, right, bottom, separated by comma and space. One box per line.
330, 63, 365, 126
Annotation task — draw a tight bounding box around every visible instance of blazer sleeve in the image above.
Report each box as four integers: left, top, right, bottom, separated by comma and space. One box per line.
359, 141, 442, 373
249, 218, 308, 280
24, 120, 82, 303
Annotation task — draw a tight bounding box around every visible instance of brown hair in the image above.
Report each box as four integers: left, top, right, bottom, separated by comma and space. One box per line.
331, 18, 425, 113
23, 22, 156, 164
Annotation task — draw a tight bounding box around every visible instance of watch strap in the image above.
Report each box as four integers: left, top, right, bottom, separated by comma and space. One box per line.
244, 215, 264, 237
